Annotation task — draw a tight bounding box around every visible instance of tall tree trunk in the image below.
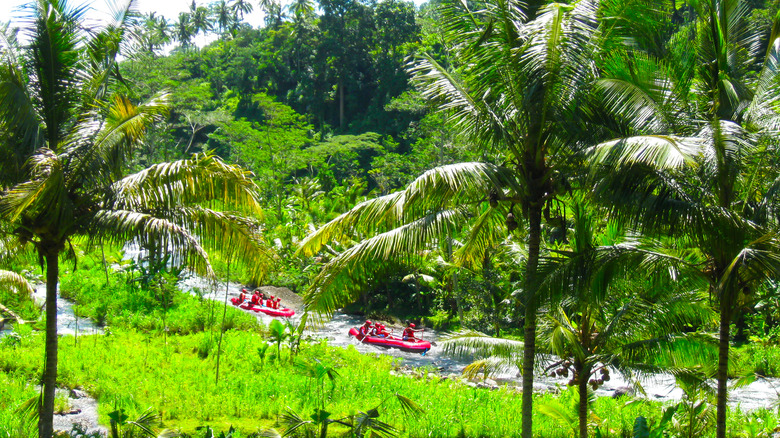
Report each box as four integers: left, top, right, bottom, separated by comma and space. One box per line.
716, 302, 731, 438
521, 204, 542, 438
578, 375, 589, 438
39, 249, 60, 438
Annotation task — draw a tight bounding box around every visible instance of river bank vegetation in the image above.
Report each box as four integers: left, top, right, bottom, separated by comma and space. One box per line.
3, 0, 780, 437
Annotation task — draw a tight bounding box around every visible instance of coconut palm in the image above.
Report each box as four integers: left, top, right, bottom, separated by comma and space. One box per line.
230, 0, 253, 21
0, 1, 273, 435
174, 12, 194, 48
189, 1, 213, 36
299, 0, 604, 435
442, 202, 713, 438
213, 0, 236, 36
288, 0, 314, 19
590, 1, 780, 436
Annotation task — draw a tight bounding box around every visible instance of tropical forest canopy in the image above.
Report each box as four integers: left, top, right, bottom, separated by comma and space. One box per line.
4, 0, 780, 437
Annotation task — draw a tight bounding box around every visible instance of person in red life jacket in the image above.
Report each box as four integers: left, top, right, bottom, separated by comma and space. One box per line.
402, 323, 423, 341
275, 297, 282, 309
250, 290, 260, 306
359, 320, 373, 337
376, 323, 390, 338
231, 289, 247, 306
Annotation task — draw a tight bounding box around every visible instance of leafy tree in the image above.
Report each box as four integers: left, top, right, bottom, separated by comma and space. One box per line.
590, 1, 780, 436
0, 1, 272, 435
318, 0, 376, 129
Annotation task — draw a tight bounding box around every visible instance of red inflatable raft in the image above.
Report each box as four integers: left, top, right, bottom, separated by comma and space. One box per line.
231, 298, 295, 318
348, 327, 431, 353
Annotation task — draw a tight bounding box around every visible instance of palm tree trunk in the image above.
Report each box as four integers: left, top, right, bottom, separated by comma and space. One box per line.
578, 376, 588, 438
39, 249, 60, 438
716, 302, 731, 438
521, 204, 542, 438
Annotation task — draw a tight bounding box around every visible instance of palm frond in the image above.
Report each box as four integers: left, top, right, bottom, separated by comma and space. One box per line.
394, 393, 425, 419
0, 269, 34, 296
0, 148, 67, 227
66, 93, 169, 189
304, 209, 464, 316
438, 329, 523, 360
461, 356, 518, 380
297, 191, 405, 258
90, 209, 213, 278
404, 162, 521, 218
456, 205, 509, 271
718, 233, 780, 296
110, 152, 262, 216
590, 135, 703, 170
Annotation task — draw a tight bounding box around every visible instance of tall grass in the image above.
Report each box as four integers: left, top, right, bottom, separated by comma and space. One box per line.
0, 371, 38, 438
0, 328, 678, 437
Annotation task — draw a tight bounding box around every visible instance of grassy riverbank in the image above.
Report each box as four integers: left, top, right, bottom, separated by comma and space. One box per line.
1, 327, 778, 437
2, 250, 780, 437
0, 329, 655, 436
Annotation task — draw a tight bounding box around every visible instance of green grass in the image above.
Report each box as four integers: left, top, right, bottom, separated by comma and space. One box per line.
57, 252, 258, 335
0, 327, 694, 437
0, 370, 38, 438
4, 247, 780, 437
3, 326, 780, 437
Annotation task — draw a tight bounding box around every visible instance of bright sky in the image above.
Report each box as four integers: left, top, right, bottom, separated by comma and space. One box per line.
0, 0, 265, 48
0, 0, 265, 24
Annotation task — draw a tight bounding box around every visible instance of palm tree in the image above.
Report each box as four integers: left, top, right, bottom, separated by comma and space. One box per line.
299, 1, 604, 436
190, 1, 213, 36
174, 12, 194, 48
131, 12, 171, 56
213, 0, 236, 36
442, 202, 713, 438
0, 1, 273, 435
288, 0, 314, 19
590, 1, 780, 436
230, 0, 253, 21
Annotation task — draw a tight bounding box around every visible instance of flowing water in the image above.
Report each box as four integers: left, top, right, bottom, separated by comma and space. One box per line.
176, 272, 780, 411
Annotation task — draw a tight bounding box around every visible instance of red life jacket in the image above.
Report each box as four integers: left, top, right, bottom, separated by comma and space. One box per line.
250, 295, 259, 305
403, 327, 415, 338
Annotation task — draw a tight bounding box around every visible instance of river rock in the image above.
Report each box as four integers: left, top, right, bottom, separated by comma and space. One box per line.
612, 386, 635, 398
69, 388, 89, 399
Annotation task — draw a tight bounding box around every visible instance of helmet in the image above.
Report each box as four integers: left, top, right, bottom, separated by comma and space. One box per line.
242, 288, 247, 292
409, 323, 416, 328
365, 320, 372, 325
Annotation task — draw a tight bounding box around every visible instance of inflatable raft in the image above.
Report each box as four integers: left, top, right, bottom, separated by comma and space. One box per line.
231, 298, 295, 318
348, 327, 431, 353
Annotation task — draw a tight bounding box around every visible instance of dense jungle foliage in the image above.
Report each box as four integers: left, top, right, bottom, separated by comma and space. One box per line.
4, 0, 780, 437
